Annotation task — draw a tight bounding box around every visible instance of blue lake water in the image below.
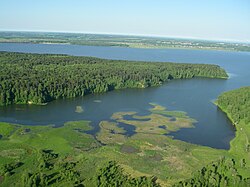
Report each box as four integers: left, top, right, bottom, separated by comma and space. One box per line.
0, 43, 250, 149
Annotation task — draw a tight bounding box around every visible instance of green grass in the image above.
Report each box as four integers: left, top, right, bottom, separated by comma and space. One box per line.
0, 123, 16, 138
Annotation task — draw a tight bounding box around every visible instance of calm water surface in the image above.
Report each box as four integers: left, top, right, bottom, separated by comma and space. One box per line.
0, 43, 250, 149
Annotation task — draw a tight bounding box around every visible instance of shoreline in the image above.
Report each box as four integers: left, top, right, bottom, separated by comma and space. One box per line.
0, 41, 249, 53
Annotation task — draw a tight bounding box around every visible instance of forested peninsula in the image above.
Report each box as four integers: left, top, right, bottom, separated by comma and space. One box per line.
216, 87, 250, 125
0, 52, 228, 106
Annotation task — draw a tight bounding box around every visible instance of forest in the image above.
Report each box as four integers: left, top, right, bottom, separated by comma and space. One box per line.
216, 87, 250, 124
175, 157, 250, 186
0, 52, 228, 105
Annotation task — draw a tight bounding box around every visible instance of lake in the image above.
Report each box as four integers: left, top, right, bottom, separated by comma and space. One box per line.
0, 43, 250, 149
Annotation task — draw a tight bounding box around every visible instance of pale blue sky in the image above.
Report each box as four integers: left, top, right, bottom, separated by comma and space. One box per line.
0, 0, 249, 42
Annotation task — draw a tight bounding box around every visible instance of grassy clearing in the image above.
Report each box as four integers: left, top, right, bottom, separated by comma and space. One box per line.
0, 123, 16, 138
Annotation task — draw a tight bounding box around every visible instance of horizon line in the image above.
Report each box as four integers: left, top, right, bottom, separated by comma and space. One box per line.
0, 29, 249, 44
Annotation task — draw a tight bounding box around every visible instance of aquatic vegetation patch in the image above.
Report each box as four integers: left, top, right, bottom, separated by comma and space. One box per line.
96, 121, 127, 145
111, 104, 195, 135
75, 106, 84, 113
93, 100, 102, 103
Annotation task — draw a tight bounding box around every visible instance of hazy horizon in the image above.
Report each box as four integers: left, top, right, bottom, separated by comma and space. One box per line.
1, 0, 250, 42
1, 29, 249, 44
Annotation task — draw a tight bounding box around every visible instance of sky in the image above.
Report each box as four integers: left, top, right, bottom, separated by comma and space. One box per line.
0, 0, 250, 42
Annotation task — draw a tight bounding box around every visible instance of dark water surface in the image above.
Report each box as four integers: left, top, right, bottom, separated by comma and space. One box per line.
0, 43, 250, 149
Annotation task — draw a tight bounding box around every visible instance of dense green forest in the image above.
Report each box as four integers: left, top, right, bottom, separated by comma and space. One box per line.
95, 161, 159, 187
216, 87, 250, 124
175, 157, 250, 187
0, 52, 227, 105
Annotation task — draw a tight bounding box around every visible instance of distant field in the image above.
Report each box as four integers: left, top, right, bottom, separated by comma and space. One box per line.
0, 31, 250, 52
